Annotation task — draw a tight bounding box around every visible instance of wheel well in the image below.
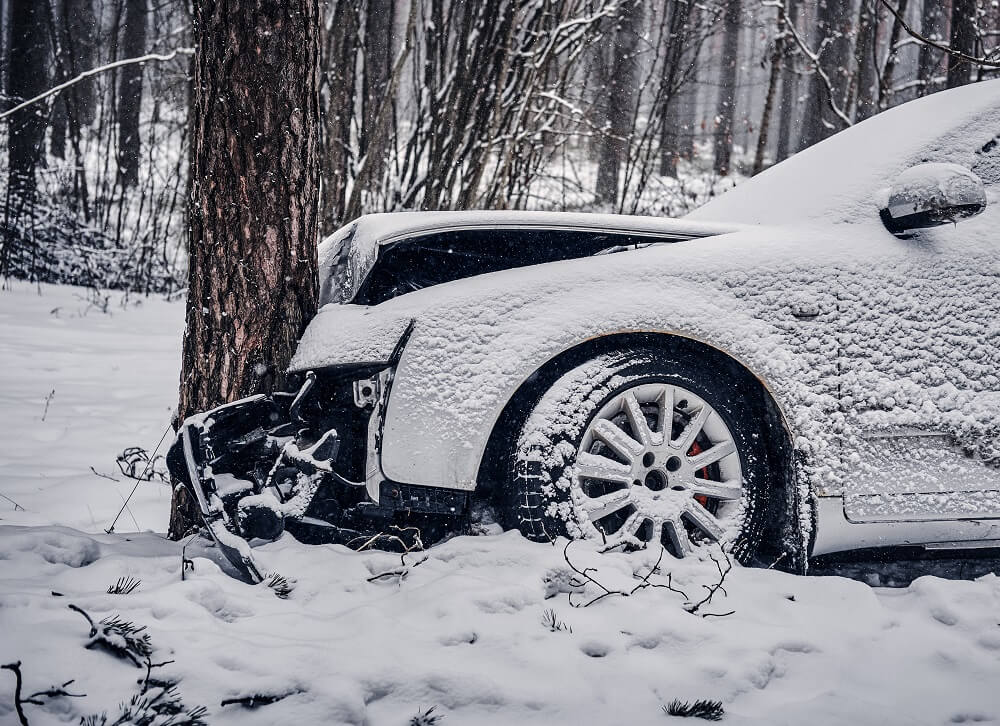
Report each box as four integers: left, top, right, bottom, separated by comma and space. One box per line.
475, 331, 802, 567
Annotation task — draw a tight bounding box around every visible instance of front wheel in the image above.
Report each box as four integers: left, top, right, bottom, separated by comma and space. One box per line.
509, 348, 784, 563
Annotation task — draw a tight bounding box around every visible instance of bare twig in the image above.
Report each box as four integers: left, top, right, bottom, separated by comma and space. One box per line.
220, 691, 296, 708
106, 423, 173, 534
107, 576, 141, 595
0, 491, 25, 511
1, 661, 29, 726
684, 549, 734, 618
90, 467, 121, 482
878, 0, 1000, 68
41, 390, 55, 421
2, 661, 86, 726
0, 48, 195, 121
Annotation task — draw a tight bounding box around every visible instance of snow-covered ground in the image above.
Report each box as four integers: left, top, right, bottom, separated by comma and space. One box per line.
2, 283, 1000, 726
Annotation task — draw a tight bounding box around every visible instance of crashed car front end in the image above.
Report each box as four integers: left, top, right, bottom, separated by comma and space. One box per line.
166, 320, 467, 581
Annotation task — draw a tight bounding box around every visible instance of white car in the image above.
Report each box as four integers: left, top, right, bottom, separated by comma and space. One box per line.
168, 81, 1000, 581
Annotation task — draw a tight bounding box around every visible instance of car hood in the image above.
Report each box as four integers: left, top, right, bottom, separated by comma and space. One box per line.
289, 223, 861, 373
689, 80, 1000, 227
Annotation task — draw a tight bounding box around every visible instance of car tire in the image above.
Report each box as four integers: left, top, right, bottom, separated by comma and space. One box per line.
508, 347, 786, 564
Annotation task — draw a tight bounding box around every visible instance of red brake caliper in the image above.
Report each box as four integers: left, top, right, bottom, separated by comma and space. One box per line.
687, 440, 711, 508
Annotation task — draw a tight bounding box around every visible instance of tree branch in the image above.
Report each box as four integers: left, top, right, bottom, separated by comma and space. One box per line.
877, 0, 1000, 68
0, 48, 193, 122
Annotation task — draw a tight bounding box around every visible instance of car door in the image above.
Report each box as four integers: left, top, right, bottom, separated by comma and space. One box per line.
841, 137, 1000, 526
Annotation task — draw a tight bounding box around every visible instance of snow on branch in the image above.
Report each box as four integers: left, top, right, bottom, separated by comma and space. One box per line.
0, 48, 193, 122
877, 0, 1000, 68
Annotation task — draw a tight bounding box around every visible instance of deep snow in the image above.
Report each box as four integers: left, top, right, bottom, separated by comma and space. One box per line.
2, 283, 1000, 726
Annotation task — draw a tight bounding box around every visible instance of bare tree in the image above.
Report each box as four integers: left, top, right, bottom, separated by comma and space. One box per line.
798, 0, 853, 150
172, 0, 321, 537
917, 0, 945, 94
5, 0, 49, 201
117, 0, 146, 187
774, 0, 800, 162
948, 0, 978, 87
712, 0, 741, 175
594, 0, 643, 206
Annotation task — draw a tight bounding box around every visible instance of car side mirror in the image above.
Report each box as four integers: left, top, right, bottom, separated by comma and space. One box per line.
880, 162, 987, 236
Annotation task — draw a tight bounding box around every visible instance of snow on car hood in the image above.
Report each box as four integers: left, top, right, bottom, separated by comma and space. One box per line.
690, 79, 1000, 227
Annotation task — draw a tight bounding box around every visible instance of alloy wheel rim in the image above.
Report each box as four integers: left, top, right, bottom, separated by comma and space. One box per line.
571, 382, 744, 556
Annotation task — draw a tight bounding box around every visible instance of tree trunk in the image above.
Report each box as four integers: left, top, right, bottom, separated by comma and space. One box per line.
753, 20, 783, 175
798, 0, 852, 151
361, 0, 394, 156
917, 0, 944, 95
117, 0, 146, 188
947, 0, 977, 88
172, 0, 321, 538
319, 0, 359, 233
775, 0, 799, 162
853, 0, 878, 121
5, 0, 49, 201
712, 0, 741, 176
594, 0, 642, 208
62, 0, 98, 125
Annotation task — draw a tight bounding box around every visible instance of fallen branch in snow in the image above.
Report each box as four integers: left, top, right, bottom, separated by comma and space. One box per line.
561, 541, 734, 616
361, 526, 429, 585
264, 572, 294, 599
409, 705, 444, 726
220, 691, 298, 709
0, 491, 25, 511
138, 658, 175, 692
684, 550, 735, 618
663, 698, 725, 721
541, 608, 573, 633
1, 660, 86, 726
69, 604, 153, 667
180, 535, 196, 581
107, 576, 141, 595
562, 541, 690, 608
41, 390, 56, 422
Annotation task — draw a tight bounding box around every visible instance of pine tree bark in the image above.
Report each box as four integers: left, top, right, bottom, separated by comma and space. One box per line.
117, 0, 146, 188
947, 0, 977, 88
712, 0, 741, 176
594, 0, 642, 208
5, 0, 49, 201
172, 0, 321, 538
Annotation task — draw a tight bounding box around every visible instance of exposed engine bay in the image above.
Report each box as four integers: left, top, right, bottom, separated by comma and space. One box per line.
166, 324, 468, 581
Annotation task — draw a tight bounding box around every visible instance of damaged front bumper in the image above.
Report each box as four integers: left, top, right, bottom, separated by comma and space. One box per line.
166, 327, 468, 580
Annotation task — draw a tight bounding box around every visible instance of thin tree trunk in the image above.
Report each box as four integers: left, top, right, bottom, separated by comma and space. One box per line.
753, 19, 783, 175
712, 0, 740, 175
320, 0, 359, 233
853, 0, 878, 121
917, 0, 944, 95
5, 0, 49, 201
361, 0, 394, 155
947, 0, 977, 88
117, 0, 146, 188
595, 0, 642, 207
775, 0, 799, 161
172, 0, 321, 538
798, 0, 852, 150
66, 0, 98, 125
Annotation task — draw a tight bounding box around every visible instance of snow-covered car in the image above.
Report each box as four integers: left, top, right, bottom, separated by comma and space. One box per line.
168, 81, 1000, 581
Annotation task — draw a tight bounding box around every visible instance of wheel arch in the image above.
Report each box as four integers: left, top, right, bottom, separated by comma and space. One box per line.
475, 329, 805, 567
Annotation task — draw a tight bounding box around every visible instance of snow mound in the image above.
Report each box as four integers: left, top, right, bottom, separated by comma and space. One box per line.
2, 525, 1000, 725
